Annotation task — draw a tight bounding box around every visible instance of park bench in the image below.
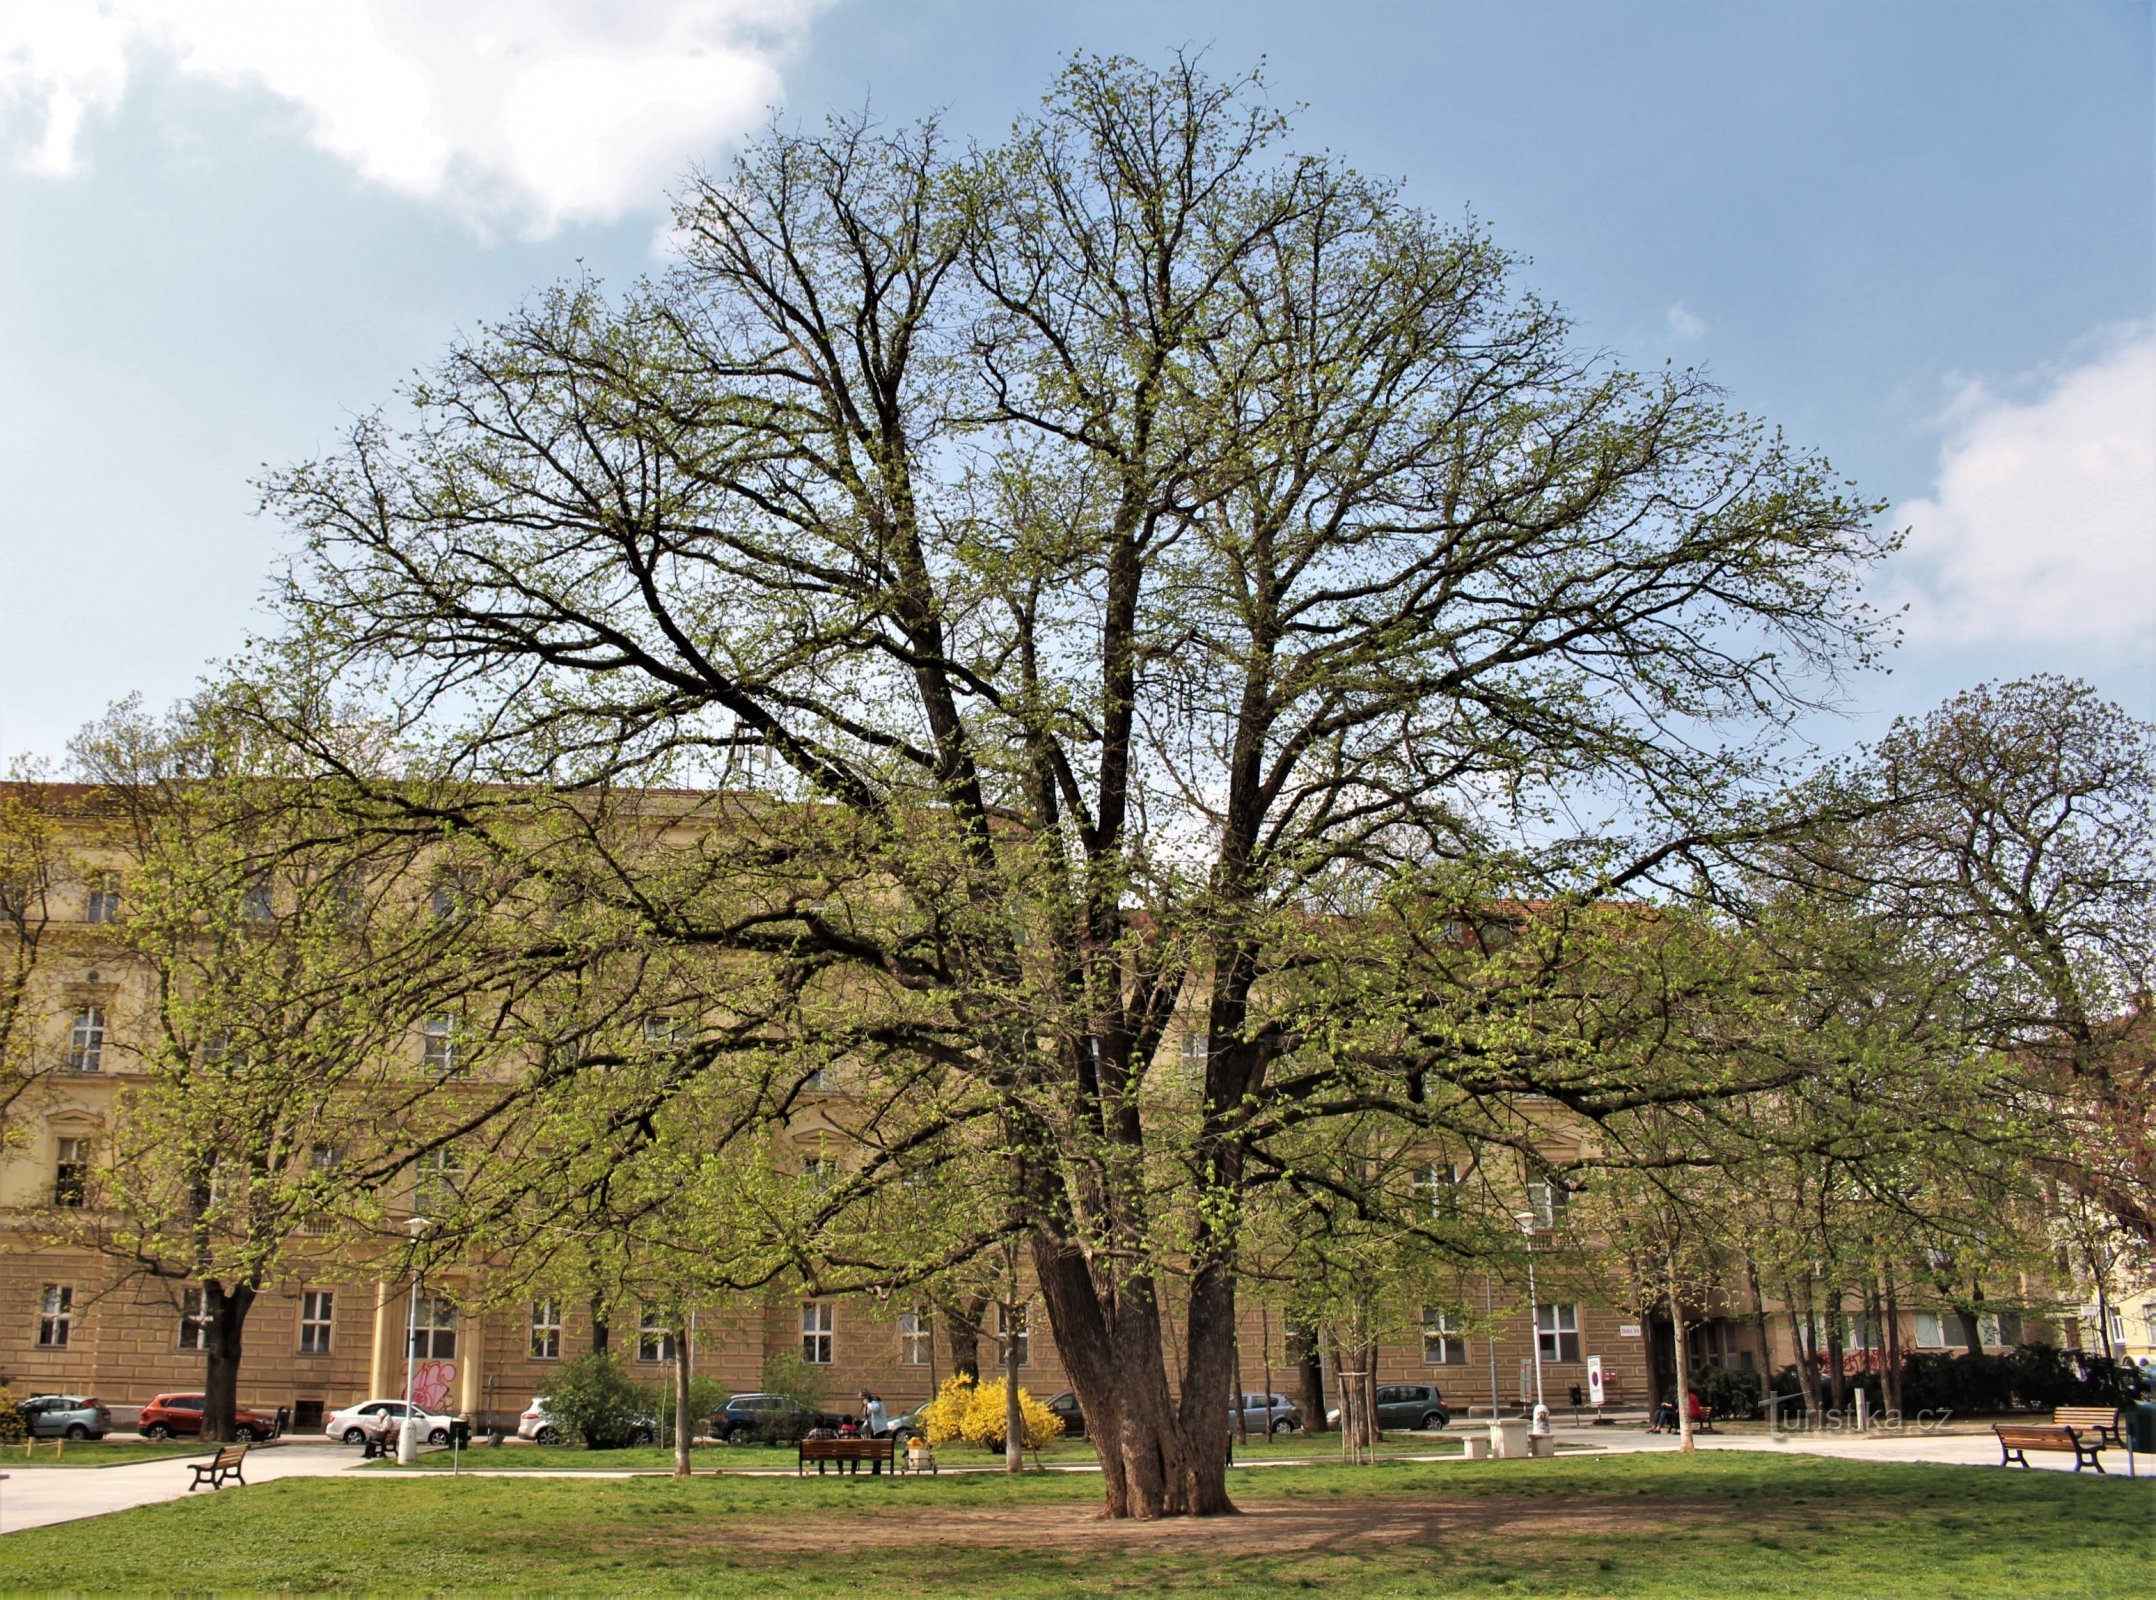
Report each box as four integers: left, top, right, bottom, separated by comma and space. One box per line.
798, 1436, 894, 1476
2051, 1406, 2124, 1449
188, 1443, 250, 1491
1992, 1423, 2105, 1473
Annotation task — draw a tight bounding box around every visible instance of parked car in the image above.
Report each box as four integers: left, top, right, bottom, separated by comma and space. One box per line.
713, 1392, 839, 1444
139, 1393, 281, 1441
1233, 1392, 1302, 1434
1043, 1389, 1086, 1439
1325, 1382, 1451, 1432
516, 1396, 656, 1447
16, 1394, 110, 1440
880, 1401, 927, 1444
324, 1398, 457, 1445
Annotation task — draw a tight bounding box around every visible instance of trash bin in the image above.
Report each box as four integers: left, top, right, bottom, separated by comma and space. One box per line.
448, 1418, 472, 1449
2127, 1401, 2156, 1453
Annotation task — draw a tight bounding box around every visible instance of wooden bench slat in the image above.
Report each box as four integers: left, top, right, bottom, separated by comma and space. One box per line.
187, 1442, 250, 1490
797, 1436, 895, 1477
1992, 1423, 2104, 1474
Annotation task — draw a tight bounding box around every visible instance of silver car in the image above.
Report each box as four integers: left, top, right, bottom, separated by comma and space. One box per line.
1233, 1391, 1302, 1434
17, 1394, 110, 1439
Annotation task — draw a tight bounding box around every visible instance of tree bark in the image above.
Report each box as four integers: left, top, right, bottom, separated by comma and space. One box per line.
673, 1320, 693, 1477
1879, 1274, 1903, 1416
1669, 1252, 1695, 1453
201, 1280, 257, 1443
934, 1293, 988, 1381
589, 1297, 609, 1357
1287, 1322, 1326, 1434
1032, 1232, 1235, 1518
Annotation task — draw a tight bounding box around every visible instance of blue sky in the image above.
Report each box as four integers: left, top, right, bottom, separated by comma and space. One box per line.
2, 0, 2150, 765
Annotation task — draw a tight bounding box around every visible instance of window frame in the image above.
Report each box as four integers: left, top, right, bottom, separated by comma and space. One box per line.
178, 1287, 213, 1352
530, 1298, 562, 1361
53, 1135, 89, 1207
409, 1293, 457, 1360
801, 1301, 834, 1365
898, 1308, 931, 1366
37, 1283, 72, 1348
299, 1289, 334, 1355
637, 1306, 676, 1363
1421, 1305, 1467, 1365
66, 1006, 106, 1073
1534, 1302, 1582, 1363
85, 871, 122, 924
419, 1014, 462, 1078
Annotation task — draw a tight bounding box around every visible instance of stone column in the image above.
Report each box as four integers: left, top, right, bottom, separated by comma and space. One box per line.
369, 1281, 402, 1398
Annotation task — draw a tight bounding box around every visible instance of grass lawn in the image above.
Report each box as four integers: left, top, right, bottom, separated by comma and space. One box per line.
2, 1451, 2148, 1595
2, 1438, 211, 1468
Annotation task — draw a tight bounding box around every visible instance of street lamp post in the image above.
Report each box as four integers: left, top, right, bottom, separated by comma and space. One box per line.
400, 1216, 431, 1465
1518, 1212, 1546, 1416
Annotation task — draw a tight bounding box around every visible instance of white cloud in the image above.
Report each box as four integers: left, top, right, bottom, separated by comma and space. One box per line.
1883, 324, 2156, 648
1666, 302, 1707, 341
0, 0, 823, 235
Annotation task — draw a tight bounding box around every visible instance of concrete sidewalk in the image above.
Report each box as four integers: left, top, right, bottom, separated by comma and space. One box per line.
0, 1441, 365, 1534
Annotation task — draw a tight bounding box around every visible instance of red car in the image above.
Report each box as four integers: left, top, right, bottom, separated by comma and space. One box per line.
138, 1393, 281, 1442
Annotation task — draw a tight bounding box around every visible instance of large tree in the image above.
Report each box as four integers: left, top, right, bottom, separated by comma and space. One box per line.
260, 57, 1890, 1516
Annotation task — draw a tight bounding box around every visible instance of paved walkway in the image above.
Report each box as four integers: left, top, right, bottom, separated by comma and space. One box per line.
3, 1424, 2143, 1537
0, 1441, 364, 1534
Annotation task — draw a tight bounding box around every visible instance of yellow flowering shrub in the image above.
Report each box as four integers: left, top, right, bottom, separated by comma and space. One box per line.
918, 1372, 1065, 1451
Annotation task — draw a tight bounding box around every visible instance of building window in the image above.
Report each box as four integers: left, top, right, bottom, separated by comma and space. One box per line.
1180, 1029, 1210, 1062
801, 1155, 833, 1190
1911, 1311, 1950, 1349
1412, 1162, 1462, 1219
1535, 1304, 1581, 1363
802, 1063, 838, 1091
998, 1302, 1029, 1367
413, 1146, 467, 1211
898, 1309, 931, 1366
429, 869, 480, 923
300, 1290, 334, 1354
53, 1136, 88, 1206
309, 1143, 341, 1171
1421, 1306, 1467, 1364
85, 871, 122, 923
530, 1299, 562, 1360
179, 1287, 213, 1351
240, 880, 275, 922
801, 1301, 834, 1364
1975, 1311, 2022, 1349
637, 1307, 676, 1363
419, 1015, 462, 1077
37, 1284, 72, 1347
1841, 1314, 1880, 1352
1526, 1180, 1569, 1229
409, 1295, 457, 1360
66, 1007, 106, 1072
644, 1015, 686, 1049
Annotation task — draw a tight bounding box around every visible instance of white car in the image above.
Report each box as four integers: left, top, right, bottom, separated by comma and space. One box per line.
325, 1398, 457, 1445
517, 1397, 561, 1444
518, 1395, 656, 1446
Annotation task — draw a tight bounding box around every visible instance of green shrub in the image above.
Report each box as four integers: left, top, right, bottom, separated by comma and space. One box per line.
544, 1354, 656, 1449
0, 1386, 28, 1445
1694, 1365, 1762, 1419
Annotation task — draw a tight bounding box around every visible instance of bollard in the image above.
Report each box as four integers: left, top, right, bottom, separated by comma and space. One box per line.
1854, 1388, 1870, 1434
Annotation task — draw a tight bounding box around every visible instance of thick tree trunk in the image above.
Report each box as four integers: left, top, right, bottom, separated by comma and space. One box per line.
1744, 1258, 1774, 1395
201, 1281, 257, 1443
934, 1293, 987, 1380
590, 1298, 610, 1356
1032, 1233, 1235, 1518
